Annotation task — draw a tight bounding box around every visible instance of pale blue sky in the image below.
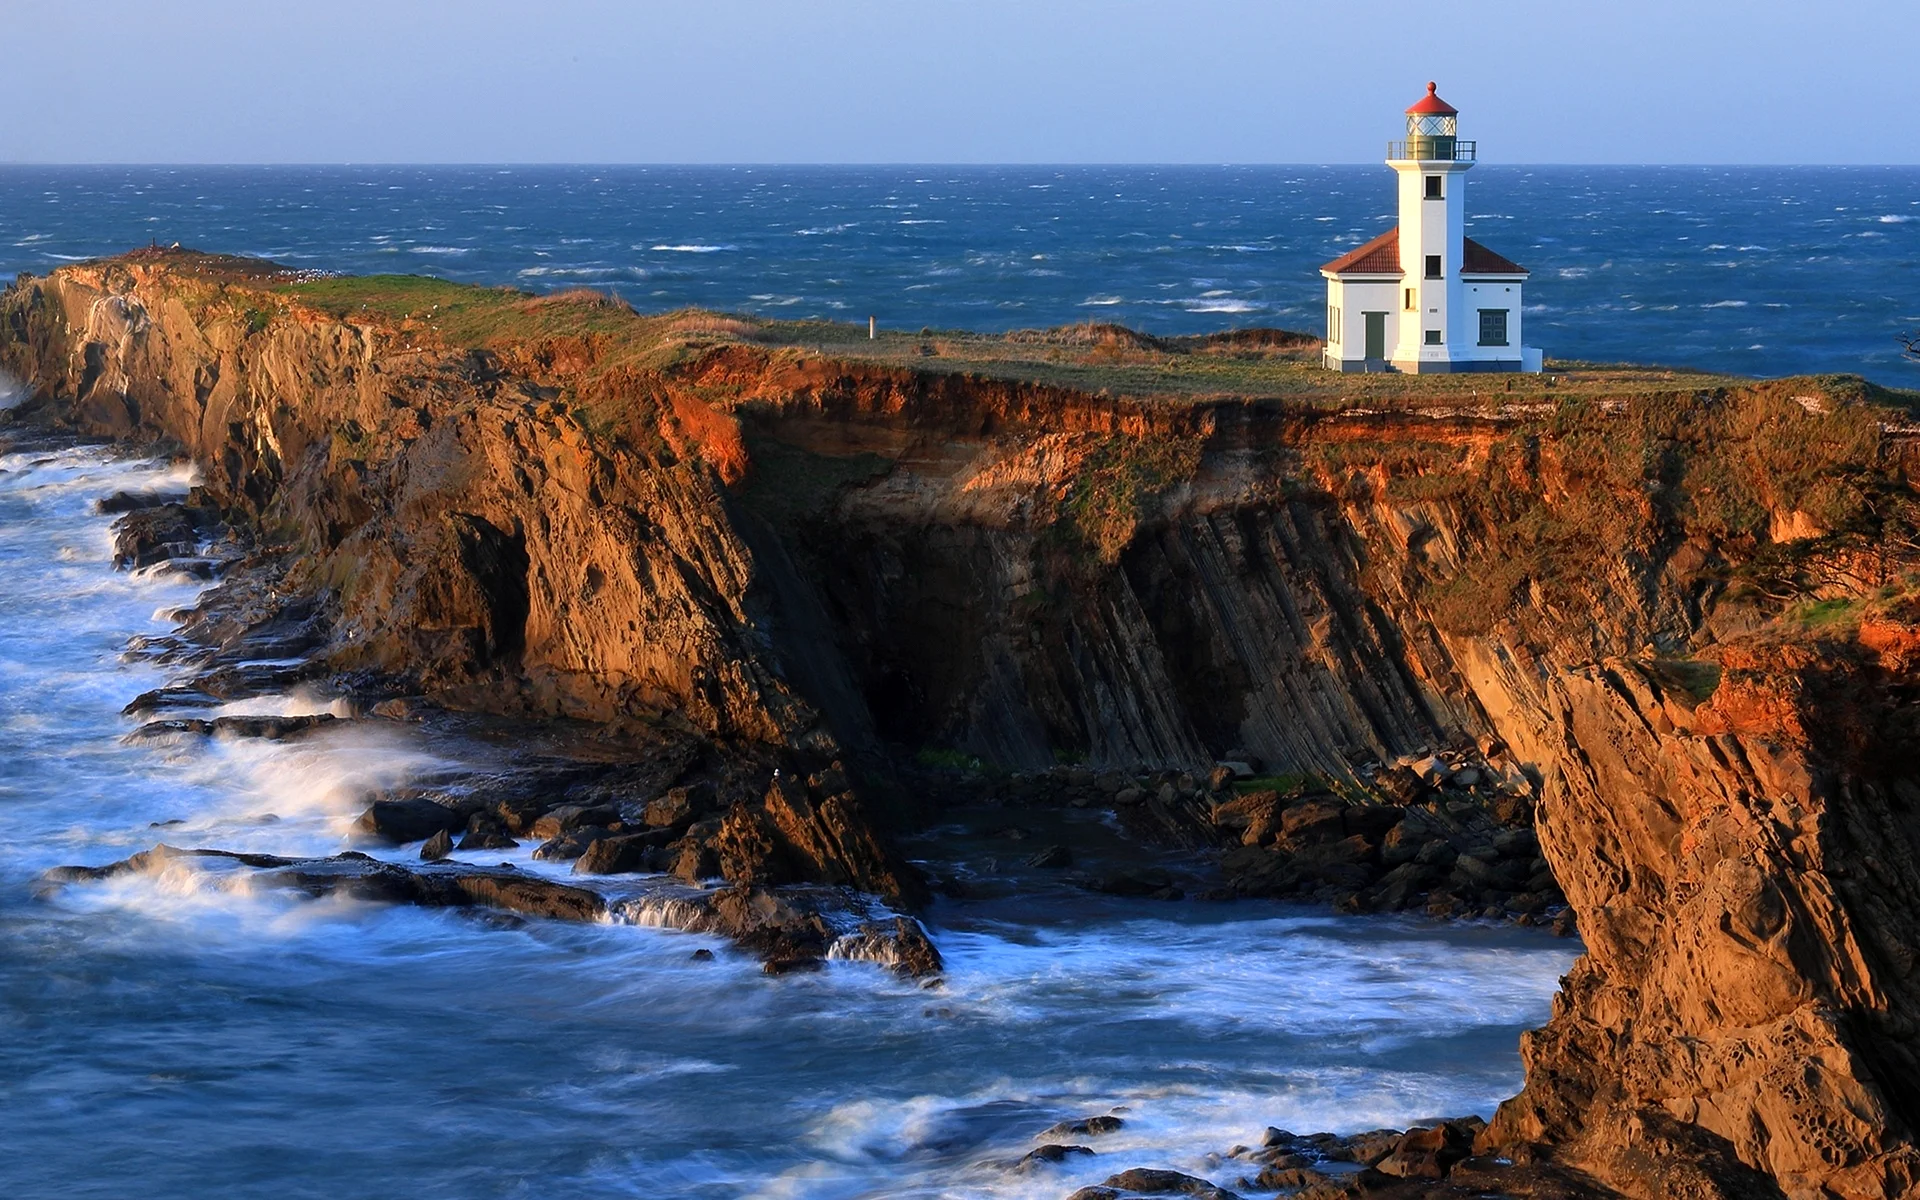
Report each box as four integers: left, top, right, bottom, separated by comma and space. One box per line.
7, 0, 1910, 164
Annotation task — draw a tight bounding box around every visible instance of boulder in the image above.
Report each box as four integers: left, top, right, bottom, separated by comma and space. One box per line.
1098, 1168, 1241, 1199
572, 831, 674, 876
531, 827, 614, 862
111, 503, 200, 569
1279, 799, 1346, 844
1024, 844, 1073, 869
356, 797, 467, 844
1087, 867, 1182, 900
1012, 1144, 1094, 1172
529, 803, 620, 841
1039, 1115, 1125, 1139
643, 781, 717, 829
419, 829, 453, 861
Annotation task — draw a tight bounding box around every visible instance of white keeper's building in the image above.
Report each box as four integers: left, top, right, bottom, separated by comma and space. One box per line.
1321, 83, 1543, 374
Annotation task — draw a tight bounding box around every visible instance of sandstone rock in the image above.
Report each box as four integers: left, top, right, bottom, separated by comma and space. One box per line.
572, 831, 673, 876
531, 827, 613, 862
1279, 799, 1346, 843
528, 804, 619, 841
419, 829, 453, 861
644, 781, 717, 828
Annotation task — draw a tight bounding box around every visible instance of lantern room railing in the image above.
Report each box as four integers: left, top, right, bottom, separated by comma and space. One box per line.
1387, 138, 1476, 162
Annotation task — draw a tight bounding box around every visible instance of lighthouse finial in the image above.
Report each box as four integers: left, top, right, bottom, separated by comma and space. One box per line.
1427, 81, 1437, 95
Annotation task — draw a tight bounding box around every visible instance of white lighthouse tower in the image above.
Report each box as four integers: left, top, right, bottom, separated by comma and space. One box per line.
1320, 83, 1542, 374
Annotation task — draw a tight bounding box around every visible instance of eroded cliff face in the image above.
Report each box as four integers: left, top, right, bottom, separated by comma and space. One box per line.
8, 253, 1920, 1198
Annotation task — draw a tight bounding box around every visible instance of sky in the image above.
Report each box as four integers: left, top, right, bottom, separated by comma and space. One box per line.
5, 0, 1911, 165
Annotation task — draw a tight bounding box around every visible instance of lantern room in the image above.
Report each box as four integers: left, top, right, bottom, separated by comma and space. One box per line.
1396, 82, 1470, 162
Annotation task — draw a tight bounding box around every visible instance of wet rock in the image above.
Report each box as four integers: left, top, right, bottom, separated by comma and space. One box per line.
572, 830, 674, 875
761, 956, 823, 976
689, 948, 714, 961
644, 781, 717, 828
1039, 1115, 1125, 1139
529, 803, 620, 841
1024, 844, 1073, 869
1342, 1129, 1405, 1166
1373, 1121, 1473, 1179
671, 831, 722, 883
833, 917, 944, 977
209, 713, 337, 740
356, 797, 468, 844
125, 717, 215, 742
1065, 1190, 1119, 1200
532, 827, 613, 862
111, 503, 200, 569
1246, 1164, 1329, 1191
41, 844, 606, 923
1014, 1144, 1094, 1172
1097, 1168, 1240, 1199
1087, 867, 1182, 900
456, 813, 518, 851
419, 829, 453, 861
97, 488, 188, 514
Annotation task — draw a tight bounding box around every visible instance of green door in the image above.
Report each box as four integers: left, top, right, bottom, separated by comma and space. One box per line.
1364, 312, 1387, 360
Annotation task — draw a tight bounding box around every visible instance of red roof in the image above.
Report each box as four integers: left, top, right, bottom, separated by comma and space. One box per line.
1321, 227, 1529, 277
1462, 237, 1528, 275
1406, 82, 1457, 116
1320, 227, 1401, 275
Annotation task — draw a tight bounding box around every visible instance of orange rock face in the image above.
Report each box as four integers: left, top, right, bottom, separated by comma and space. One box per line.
8, 253, 1920, 1197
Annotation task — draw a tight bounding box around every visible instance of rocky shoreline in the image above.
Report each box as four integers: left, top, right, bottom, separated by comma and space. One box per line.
10, 251, 1920, 1197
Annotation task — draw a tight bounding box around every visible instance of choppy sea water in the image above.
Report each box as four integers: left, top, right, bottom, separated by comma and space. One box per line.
1, 165, 1916, 383
0, 444, 1580, 1197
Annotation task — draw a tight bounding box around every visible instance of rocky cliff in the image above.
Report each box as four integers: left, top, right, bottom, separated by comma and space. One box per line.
7, 251, 1920, 1198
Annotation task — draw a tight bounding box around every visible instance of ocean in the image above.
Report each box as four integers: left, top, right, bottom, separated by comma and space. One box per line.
0, 163, 1903, 1199
2, 164, 1916, 383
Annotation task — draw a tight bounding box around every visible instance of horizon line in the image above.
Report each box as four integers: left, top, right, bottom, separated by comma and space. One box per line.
2, 161, 1919, 170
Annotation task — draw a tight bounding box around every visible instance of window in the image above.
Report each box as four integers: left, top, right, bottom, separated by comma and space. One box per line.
1479, 309, 1509, 346
1327, 304, 1340, 343
1404, 288, 1415, 311
1425, 255, 1442, 279
1425, 175, 1443, 200
1425, 329, 1443, 345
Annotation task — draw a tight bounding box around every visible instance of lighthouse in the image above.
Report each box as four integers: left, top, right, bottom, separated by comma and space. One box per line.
1320, 83, 1543, 374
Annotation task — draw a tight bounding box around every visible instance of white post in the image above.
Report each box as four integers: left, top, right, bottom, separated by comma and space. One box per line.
869, 316, 876, 340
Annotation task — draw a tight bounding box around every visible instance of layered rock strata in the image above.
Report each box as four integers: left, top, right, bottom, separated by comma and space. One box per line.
7, 252, 1920, 1197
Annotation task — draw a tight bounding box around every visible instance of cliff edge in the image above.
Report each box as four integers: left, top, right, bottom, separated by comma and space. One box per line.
7, 250, 1920, 1198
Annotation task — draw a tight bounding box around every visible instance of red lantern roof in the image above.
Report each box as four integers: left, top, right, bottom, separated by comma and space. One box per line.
1406, 81, 1458, 116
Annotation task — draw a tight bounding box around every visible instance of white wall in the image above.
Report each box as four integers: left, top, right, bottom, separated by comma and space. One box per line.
1461, 278, 1526, 362
1389, 158, 1472, 364
1324, 275, 1401, 364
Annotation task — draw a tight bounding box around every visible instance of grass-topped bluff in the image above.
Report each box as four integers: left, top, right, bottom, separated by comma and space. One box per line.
60, 247, 1825, 409
16, 251, 1920, 1199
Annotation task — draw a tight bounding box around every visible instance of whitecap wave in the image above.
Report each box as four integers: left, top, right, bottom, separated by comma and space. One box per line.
1184, 299, 1261, 313
1702, 300, 1750, 308
650, 244, 734, 253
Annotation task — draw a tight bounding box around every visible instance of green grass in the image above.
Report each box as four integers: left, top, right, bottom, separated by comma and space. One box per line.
1233, 772, 1322, 796
1793, 597, 1860, 630
914, 747, 984, 772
